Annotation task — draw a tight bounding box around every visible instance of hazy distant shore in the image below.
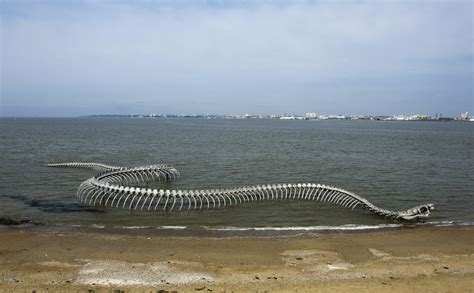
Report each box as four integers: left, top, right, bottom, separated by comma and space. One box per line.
1, 227, 473, 292
81, 114, 474, 121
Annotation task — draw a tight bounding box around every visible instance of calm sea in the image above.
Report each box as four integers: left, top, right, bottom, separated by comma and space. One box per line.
0, 118, 472, 235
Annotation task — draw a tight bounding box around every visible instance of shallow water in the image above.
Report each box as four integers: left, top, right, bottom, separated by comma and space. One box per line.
0, 118, 472, 234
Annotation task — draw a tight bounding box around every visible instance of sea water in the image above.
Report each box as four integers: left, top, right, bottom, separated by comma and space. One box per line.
0, 118, 472, 235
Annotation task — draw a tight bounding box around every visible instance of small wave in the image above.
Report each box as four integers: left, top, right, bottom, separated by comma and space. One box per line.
425, 220, 473, 227
159, 225, 187, 230
202, 224, 403, 232
114, 226, 151, 229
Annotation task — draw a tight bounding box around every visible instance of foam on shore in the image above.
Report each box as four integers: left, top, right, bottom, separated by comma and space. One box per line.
201, 223, 403, 231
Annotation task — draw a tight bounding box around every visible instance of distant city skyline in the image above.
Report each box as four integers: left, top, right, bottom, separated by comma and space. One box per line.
82, 111, 471, 121
1, 0, 472, 117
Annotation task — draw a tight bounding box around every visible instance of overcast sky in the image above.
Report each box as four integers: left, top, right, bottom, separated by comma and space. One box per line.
1, 0, 472, 117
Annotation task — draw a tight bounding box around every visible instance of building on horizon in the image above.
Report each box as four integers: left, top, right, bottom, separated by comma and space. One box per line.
305, 112, 317, 120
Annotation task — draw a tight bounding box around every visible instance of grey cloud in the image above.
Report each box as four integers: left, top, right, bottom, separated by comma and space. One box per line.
1, 1, 472, 116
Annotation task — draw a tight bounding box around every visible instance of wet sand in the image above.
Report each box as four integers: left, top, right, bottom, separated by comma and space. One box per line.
0, 227, 473, 292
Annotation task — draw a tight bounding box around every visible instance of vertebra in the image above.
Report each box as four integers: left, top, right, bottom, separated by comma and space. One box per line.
47, 162, 434, 221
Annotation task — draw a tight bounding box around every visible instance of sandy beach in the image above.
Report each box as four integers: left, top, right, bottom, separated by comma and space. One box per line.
0, 227, 473, 292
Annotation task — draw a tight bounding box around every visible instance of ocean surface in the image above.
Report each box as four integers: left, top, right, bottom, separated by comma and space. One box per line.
0, 118, 472, 235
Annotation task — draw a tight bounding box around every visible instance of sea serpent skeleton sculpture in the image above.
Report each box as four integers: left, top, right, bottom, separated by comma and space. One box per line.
47, 162, 434, 222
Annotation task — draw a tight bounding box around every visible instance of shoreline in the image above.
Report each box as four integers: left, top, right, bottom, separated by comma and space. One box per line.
1, 220, 472, 238
1, 226, 473, 292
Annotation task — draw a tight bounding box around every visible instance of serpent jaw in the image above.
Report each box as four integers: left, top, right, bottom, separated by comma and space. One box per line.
47, 162, 435, 222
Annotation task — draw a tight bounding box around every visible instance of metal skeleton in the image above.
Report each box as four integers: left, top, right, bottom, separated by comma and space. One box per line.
47, 162, 434, 221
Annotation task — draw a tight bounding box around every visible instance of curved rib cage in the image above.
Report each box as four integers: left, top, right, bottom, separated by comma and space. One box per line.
47, 162, 434, 222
